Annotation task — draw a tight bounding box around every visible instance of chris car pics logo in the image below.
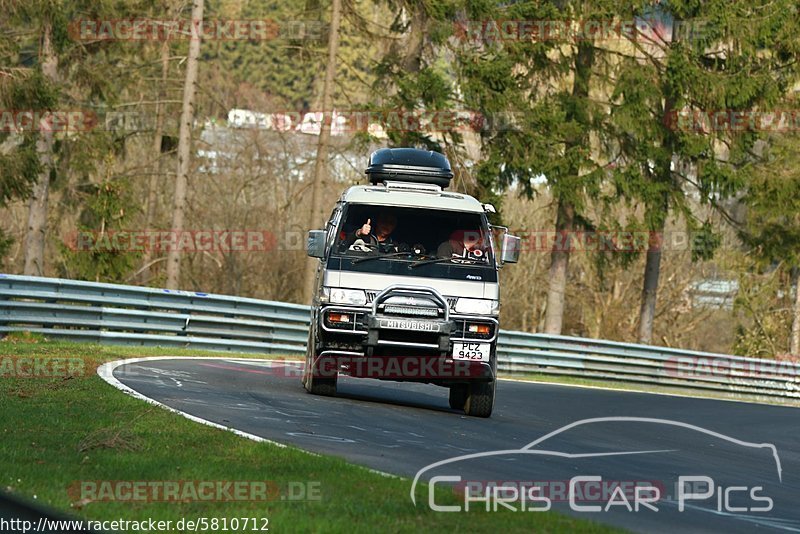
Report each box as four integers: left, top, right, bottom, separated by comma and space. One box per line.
410, 417, 781, 514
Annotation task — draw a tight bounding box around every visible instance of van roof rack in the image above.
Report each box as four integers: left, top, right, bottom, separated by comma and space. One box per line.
382, 180, 442, 194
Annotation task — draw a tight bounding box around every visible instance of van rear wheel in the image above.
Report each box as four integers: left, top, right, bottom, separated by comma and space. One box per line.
463, 380, 495, 418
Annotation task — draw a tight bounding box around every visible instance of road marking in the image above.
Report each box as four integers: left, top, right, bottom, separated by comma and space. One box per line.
98, 357, 289, 449
97, 356, 401, 482
286, 432, 357, 443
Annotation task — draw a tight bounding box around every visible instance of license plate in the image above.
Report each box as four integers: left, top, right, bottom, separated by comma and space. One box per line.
452, 342, 491, 361
379, 319, 440, 332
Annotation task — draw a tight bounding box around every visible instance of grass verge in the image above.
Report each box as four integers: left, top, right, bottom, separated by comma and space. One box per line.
0, 337, 615, 533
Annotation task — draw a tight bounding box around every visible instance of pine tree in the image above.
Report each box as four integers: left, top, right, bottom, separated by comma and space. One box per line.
610, 0, 800, 343
739, 131, 800, 355
457, 0, 630, 334
60, 163, 141, 283
0, 0, 160, 275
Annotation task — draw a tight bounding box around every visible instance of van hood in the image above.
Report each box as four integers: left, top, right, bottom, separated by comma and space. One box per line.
324, 270, 498, 300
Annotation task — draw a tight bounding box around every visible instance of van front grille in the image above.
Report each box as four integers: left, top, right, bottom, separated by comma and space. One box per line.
367, 291, 455, 309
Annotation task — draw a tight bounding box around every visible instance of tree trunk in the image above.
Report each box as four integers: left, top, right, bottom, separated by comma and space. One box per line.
637, 215, 665, 344
542, 41, 593, 335
392, 6, 426, 72
790, 268, 800, 355
303, 0, 342, 301
165, 0, 203, 289
23, 21, 58, 276
637, 21, 680, 345
544, 199, 574, 334
141, 39, 170, 284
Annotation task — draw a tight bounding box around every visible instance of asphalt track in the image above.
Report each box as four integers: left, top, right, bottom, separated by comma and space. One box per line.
108, 357, 800, 533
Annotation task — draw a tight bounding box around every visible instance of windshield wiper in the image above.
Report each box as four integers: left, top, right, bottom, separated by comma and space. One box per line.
351, 251, 420, 265
408, 256, 486, 269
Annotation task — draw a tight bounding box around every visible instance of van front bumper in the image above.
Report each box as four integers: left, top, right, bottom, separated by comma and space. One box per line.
315, 302, 498, 384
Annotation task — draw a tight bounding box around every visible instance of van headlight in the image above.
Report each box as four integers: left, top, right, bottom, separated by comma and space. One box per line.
326, 288, 368, 305
454, 298, 498, 315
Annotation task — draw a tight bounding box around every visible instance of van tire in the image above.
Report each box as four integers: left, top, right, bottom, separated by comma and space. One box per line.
464, 380, 495, 418
303, 331, 337, 396
305, 372, 337, 396
304, 357, 337, 396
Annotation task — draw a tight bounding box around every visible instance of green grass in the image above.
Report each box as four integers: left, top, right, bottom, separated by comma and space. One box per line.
0, 337, 616, 533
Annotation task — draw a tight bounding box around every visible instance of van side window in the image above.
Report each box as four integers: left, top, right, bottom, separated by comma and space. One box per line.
325, 204, 343, 252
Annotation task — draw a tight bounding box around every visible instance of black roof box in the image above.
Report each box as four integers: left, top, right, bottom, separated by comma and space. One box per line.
365, 148, 453, 189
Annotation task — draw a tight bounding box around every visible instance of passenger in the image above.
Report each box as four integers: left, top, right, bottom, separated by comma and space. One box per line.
437, 229, 487, 259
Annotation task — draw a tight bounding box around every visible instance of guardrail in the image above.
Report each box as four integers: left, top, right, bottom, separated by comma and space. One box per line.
1, 274, 797, 400
0, 274, 309, 354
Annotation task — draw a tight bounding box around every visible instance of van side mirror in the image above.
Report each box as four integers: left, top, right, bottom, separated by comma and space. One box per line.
500, 234, 521, 264
307, 230, 326, 258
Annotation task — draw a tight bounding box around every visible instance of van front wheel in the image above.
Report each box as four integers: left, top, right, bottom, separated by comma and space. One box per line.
463, 380, 495, 418
303, 350, 337, 396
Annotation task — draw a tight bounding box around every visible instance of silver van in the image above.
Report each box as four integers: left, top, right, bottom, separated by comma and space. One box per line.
303, 148, 520, 417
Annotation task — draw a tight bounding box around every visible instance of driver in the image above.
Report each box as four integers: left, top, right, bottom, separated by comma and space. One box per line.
341, 211, 399, 251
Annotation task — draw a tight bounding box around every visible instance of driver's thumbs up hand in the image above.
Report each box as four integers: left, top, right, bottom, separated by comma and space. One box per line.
358, 218, 371, 237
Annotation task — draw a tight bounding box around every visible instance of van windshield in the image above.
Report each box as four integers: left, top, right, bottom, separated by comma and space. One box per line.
329, 204, 497, 282
334, 205, 492, 262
